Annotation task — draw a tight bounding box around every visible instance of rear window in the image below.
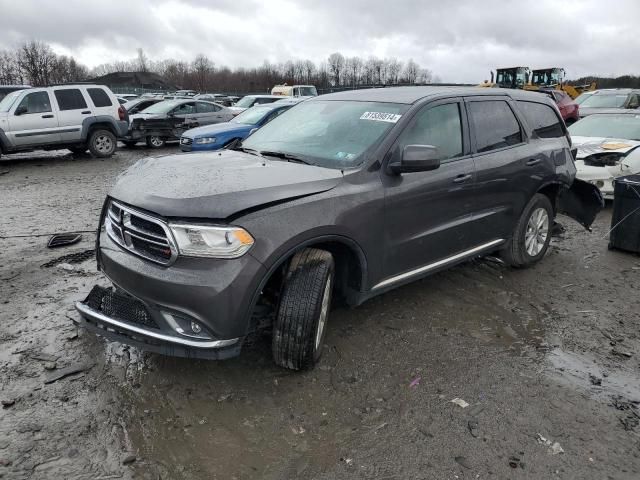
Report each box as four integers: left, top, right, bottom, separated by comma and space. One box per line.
87, 88, 112, 107
468, 100, 523, 153
517, 101, 565, 138
54, 89, 87, 111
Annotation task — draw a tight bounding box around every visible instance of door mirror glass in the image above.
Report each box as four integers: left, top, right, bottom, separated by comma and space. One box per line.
390, 145, 441, 174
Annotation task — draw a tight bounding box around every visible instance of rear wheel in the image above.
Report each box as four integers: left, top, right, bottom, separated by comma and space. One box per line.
501, 194, 553, 268
88, 129, 117, 158
272, 248, 334, 370
146, 136, 166, 148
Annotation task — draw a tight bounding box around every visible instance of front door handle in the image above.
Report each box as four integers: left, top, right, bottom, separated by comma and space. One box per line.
453, 173, 473, 184
42, 114, 54, 119
526, 158, 541, 166
81, 110, 91, 115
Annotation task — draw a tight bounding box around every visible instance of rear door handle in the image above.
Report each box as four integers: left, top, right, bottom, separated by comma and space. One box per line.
81, 110, 91, 115
526, 159, 541, 166
453, 173, 473, 184
42, 114, 54, 119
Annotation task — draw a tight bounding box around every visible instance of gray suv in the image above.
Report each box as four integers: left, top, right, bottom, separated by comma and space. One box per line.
0, 84, 127, 158
75, 87, 602, 370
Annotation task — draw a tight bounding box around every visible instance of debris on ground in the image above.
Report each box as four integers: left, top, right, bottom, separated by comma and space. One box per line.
44, 363, 93, 384
589, 374, 602, 386
409, 376, 421, 388
468, 420, 479, 438
536, 433, 564, 454
28, 352, 59, 363
1, 399, 16, 409
122, 454, 137, 465
611, 349, 633, 359
450, 398, 469, 408
41, 249, 95, 268
454, 456, 471, 469
47, 233, 82, 248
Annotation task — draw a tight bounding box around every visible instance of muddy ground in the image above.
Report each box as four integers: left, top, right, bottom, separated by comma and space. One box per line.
1, 147, 639, 480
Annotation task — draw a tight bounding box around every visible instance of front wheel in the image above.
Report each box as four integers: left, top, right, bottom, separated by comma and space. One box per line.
146, 136, 166, 148
88, 129, 117, 158
272, 248, 334, 370
501, 194, 553, 268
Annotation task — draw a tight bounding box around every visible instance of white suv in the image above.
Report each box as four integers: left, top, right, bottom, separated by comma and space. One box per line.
0, 84, 128, 158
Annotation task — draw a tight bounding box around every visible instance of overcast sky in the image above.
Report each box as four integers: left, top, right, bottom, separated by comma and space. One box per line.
0, 0, 638, 82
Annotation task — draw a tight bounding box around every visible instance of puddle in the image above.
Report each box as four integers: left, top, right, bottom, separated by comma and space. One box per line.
548, 348, 640, 401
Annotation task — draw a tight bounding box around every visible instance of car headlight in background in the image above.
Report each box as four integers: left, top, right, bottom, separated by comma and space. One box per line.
194, 137, 217, 144
169, 224, 254, 258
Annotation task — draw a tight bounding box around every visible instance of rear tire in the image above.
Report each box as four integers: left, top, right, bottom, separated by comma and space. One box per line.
501, 194, 553, 268
146, 136, 166, 148
88, 129, 117, 158
272, 248, 334, 371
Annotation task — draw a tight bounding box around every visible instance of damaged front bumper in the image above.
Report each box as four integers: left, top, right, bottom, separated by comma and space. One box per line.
74, 285, 242, 360
557, 178, 605, 231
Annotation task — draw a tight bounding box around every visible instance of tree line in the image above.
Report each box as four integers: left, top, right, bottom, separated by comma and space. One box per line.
0, 41, 437, 93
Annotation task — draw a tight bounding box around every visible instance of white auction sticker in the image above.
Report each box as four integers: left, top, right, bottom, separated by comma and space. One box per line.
360, 112, 402, 123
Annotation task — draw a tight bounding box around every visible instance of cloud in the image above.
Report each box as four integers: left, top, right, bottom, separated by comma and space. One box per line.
0, 0, 638, 82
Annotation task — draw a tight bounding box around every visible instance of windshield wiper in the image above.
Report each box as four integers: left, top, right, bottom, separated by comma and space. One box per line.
259, 150, 314, 165
230, 145, 262, 157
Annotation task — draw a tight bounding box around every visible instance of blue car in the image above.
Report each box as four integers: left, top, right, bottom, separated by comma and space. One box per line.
180, 101, 298, 152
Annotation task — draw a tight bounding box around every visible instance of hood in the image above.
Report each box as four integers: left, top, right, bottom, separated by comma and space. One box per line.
183, 122, 250, 138
228, 106, 246, 113
579, 107, 630, 118
571, 136, 640, 159
110, 151, 344, 219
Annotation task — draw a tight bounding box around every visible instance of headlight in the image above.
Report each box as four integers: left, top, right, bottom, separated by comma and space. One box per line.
169, 224, 254, 258
194, 137, 217, 144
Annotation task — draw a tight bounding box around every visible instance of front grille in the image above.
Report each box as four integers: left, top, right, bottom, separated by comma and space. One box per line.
85, 285, 159, 329
105, 200, 177, 265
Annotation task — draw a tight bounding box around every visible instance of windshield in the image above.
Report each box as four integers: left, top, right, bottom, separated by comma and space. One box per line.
140, 100, 182, 114
232, 106, 275, 125
299, 86, 317, 96
0, 90, 22, 112
569, 114, 640, 141
234, 97, 258, 108
574, 93, 592, 105
580, 93, 628, 108
242, 100, 408, 169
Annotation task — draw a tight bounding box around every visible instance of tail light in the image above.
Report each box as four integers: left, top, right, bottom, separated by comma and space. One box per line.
118, 106, 126, 121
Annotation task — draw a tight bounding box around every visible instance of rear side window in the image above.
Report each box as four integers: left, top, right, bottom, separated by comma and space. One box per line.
16, 91, 51, 114
87, 88, 112, 107
397, 103, 463, 160
197, 102, 220, 113
517, 101, 565, 138
469, 101, 522, 153
54, 89, 87, 111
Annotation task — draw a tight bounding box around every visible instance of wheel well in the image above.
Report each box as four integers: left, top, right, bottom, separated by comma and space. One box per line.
250, 240, 365, 335
87, 122, 116, 138
538, 183, 561, 215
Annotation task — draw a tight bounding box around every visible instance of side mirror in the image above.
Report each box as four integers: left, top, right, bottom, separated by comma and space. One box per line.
248, 128, 258, 135
14, 106, 27, 116
389, 145, 441, 174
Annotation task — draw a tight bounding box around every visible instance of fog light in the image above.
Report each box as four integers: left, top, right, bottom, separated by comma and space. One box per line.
191, 321, 202, 334
596, 180, 605, 188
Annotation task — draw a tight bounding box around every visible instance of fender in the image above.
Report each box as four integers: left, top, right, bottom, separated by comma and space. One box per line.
81, 116, 127, 140
242, 233, 369, 332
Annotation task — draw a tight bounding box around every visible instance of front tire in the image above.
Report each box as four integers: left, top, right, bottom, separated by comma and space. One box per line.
272, 248, 334, 371
146, 136, 166, 148
501, 194, 553, 268
88, 129, 117, 158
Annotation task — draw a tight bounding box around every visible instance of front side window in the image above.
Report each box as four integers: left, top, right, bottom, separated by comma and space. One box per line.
88, 88, 112, 108
54, 89, 87, 111
517, 101, 565, 138
243, 100, 408, 169
15, 91, 51, 114
396, 103, 463, 160
469, 100, 522, 153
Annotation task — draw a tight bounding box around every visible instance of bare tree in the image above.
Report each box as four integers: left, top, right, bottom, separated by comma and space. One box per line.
403, 59, 419, 83
345, 56, 363, 87
387, 58, 402, 84
417, 68, 433, 84
0, 50, 21, 85
192, 54, 214, 91
327, 52, 345, 86
17, 41, 57, 86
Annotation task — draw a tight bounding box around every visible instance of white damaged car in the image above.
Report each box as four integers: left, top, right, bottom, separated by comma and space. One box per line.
568, 113, 640, 199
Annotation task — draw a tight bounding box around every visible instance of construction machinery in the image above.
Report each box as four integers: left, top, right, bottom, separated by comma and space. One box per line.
524, 67, 597, 99
479, 67, 530, 89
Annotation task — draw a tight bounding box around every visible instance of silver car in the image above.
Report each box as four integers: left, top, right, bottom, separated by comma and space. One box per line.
123, 99, 235, 148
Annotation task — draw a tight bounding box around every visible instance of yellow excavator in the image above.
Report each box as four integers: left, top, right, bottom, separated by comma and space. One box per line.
524, 67, 596, 99
480, 66, 597, 99
479, 67, 530, 89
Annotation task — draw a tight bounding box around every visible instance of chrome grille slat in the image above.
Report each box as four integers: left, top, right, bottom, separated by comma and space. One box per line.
104, 200, 177, 265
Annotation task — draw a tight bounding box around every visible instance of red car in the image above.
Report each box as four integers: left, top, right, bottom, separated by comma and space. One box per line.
544, 90, 580, 125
